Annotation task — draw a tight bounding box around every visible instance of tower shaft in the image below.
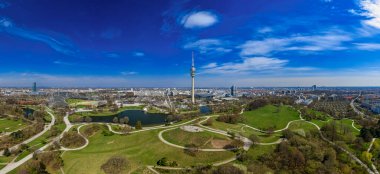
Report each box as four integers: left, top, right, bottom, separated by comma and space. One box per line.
191, 52, 195, 104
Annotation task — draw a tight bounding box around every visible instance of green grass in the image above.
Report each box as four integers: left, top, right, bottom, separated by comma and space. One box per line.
62, 129, 235, 174
310, 118, 361, 136
208, 117, 244, 132
162, 128, 231, 148
288, 121, 318, 137
0, 118, 26, 133
206, 117, 282, 143
66, 98, 87, 104
246, 145, 276, 160
243, 105, 300, 130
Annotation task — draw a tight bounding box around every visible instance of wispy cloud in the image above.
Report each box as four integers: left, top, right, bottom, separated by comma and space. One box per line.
0, 17, 78, 57
355, 43, 380, 50
183, 39, 232, 55
201, 57, 301, 74
104, 52, 120, 58
201, 62, 217, 69
121, 71, 138, 75
53, 60, 76, 66
257, 27, 273, 34
240, 29, 352, 56
180, 11, 218, 29
133, 52, 145, 57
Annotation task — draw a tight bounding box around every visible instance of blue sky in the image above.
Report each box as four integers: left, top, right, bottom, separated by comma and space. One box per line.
0, 0, 380, 87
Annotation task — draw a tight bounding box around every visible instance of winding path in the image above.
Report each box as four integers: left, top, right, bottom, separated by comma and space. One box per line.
60, 124, 89, 151
157, 127, 238, 152
0, 107, 56, 174
304, 120, 377, 174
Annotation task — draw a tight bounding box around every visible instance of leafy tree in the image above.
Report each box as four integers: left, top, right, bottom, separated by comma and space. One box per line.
213, 164, 243, 174
124, 117, 129, 124
248, 134, 260, 145
3, 148, 11, 157
184, 144, 199, 156
156, 157, 168, 166
19, 159, 48, 174
85, 116, 92, 123
101, 156, 128, 174
112, 117, 118, 123
119, 118, 125, 124
135, 121, 142, 130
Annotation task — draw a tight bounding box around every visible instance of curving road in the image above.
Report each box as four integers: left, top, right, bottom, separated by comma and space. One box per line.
0, 107, 56, 174
60, 124, 89, 151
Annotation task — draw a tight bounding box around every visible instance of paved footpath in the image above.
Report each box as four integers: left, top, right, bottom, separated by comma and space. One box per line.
0, 108, 56, 174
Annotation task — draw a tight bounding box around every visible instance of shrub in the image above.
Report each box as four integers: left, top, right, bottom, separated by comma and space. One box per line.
184, 144, 199, 157
213, 164, 244, 174
101, 156, 129, 174
60, 132, 86, 148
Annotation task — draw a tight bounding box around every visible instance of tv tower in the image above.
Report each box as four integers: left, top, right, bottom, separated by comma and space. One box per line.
191, 52, 196, 104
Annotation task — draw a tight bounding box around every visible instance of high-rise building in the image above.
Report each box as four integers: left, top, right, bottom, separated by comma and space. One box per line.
190, 52, 196, 104
312, 85, 317, 91
231, 85, 237, 96
32, 82, 37, 93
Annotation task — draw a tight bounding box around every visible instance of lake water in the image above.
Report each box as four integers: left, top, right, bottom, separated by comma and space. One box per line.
200, 105, 212, 115
90, 110, 167, 126
23, 108, 34, 117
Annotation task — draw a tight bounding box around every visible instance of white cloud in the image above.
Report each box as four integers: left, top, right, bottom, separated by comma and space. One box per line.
133, 52, 145, 57
201, 62, 217, 69
257, 27, 273, 34
183, 39, 231, 54
181, 11, 218, 29
240, 30, 352, 56
355, 43, 380, 50
121, 71, 137, 75
53, 60, 76, 66
357, 0, 380, 29
200, 57, 289, 74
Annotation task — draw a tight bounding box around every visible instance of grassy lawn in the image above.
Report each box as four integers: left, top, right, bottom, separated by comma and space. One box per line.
0, 118, 26, 133
246, 145, 276, 160
243, 105, 300, 130
288, 121, 318, 137
162, 128, 231, 148
310, 118, 361, 136
62, 129, 235, 174
208, 117, 244, 132
206, 117, 282, 143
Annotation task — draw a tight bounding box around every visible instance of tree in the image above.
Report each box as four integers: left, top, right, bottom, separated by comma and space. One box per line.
119, 118, 125, 124
135, 121, 142, 130
124, 117, 129, 124
19, 159, 48, 174
248, 134, 260, 145
85, 116, 92, 123
203, 118, 213, 126
213, 164, 243, 174
3, 148, 11, 157
361, 151, 373, 164
156, 157, 168, 166
113, 117, 118, 123
101, 156, 128, 174
184, 144, 199, 156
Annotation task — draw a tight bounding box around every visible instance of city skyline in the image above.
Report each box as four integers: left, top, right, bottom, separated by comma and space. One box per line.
1, 0, 380, 87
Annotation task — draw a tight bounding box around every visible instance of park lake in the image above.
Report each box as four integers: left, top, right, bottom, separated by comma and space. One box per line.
90, 109, 167, 126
